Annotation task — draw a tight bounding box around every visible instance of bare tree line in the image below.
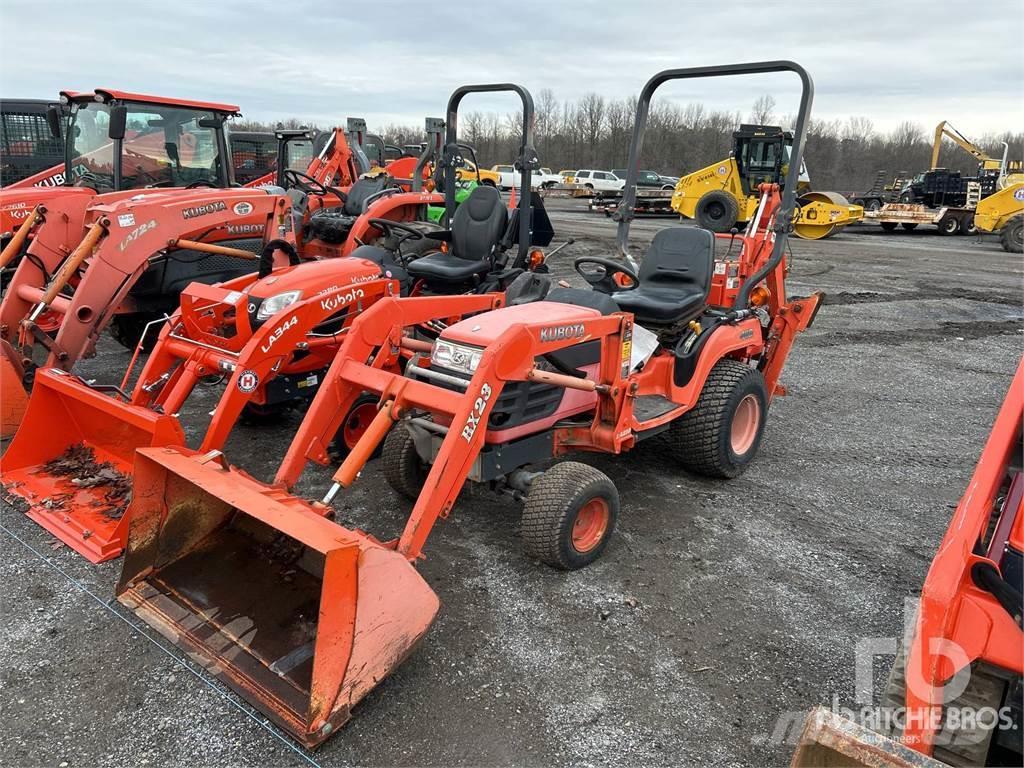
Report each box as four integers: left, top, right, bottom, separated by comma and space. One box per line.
236, 92, 1023, 193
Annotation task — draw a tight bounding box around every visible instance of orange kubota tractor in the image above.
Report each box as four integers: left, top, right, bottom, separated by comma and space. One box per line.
1, 90, 557, 563
793, 361, 1023, 767
0, 117, 450, 438
106, 65, 820, 747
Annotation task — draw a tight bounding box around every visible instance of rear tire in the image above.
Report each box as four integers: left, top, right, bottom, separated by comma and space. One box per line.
695, 190, 739, 233
866, 199, 882, 212
939, 216, 960, 235
901, 223, 918, 231
664, 359, 767, 478
108, 313, 164, 352
880, 221, 898, 232
382, 423, 428, 501
520, 461, 618, 570
1000, 215, 1024, 253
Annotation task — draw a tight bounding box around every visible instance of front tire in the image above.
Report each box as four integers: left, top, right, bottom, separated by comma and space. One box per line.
239, 400, 291, 425
520, 462, 618, 570
382, 423, 428, 500
329, 393, 384, 461
665, 359, 767, 478
901, 223, 918, 231
108, 312, 164, 352
1000, 214, 1024, 253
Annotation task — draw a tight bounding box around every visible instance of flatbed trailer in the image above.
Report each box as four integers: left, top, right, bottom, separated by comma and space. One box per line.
541, 183, 596, 199
590, 188, 675, 217
864, 201, 978, 236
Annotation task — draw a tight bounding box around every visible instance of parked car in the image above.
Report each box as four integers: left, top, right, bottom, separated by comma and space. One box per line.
457, 160, 500, 187
573, 169, 625, 192
611, 169, 675, 190
489, 164, 560, 189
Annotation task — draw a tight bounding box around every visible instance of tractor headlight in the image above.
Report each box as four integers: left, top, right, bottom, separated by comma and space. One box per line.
431, 339, 482, 375
256, 290, 302, 320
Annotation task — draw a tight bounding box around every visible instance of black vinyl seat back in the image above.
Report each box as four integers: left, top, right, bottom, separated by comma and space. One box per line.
612, 227, 715, 325
451, 184, 508, 262
405, 185, 508, 286
342, 176, 390, 216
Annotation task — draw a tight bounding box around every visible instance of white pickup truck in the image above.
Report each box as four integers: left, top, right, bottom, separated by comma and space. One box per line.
572, 169, 626, 192
490, 164, 562, 190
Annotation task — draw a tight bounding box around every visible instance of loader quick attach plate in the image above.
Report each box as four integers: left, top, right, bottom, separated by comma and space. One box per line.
115, 445, 439, 748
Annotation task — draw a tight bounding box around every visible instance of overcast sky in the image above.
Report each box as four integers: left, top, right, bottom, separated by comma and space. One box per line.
1, 0, 1021, 140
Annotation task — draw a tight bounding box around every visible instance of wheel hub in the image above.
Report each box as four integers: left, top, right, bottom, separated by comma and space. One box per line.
571, 498, 610, 553
730, 394, 761, 455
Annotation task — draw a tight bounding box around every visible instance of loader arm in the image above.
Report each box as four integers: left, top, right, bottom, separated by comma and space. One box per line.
274, 293, 505, 488
34, 191, 289, 370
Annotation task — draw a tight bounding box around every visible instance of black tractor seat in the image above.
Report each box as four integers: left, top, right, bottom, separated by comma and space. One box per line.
407, 185, 507, 286
612, 227, 714, 326
306, 176, 393, 244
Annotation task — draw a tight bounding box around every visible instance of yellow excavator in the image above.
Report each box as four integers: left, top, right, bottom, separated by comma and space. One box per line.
671, 124, 862, 240
931, 121, 1024, 186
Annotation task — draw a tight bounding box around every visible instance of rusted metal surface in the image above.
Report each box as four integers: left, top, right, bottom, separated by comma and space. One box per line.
116, 446, 439, 748
864, 203, 943, 225
791, 708, 946, 767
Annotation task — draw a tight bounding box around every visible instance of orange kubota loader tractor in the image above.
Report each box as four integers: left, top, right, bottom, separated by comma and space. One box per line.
0, 89, 246, 270
1, 89, 558, 563
793, 361, 1023, 767
105, 64, 821, 747
0, 116, 449, 438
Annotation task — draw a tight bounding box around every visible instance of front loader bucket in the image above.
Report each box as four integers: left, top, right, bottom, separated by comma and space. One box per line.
115, 446, 439, 748
0, 369, 185, 562
790, 708, 945, 767
0, 339, 28, 438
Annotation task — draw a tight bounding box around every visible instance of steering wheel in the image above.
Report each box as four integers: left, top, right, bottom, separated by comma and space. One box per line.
366, 218, 429, 261
185, 179, 218, 189
284, 168, 330, 196
73, 171, 104, 191
574, 256, 639, 294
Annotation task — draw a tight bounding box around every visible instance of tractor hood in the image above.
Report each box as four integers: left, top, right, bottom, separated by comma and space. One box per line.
440, 301, 603, 347
245, 257, 383, 301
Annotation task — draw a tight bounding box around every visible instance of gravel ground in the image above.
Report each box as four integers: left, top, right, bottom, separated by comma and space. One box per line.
2, 205, 1021, 767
